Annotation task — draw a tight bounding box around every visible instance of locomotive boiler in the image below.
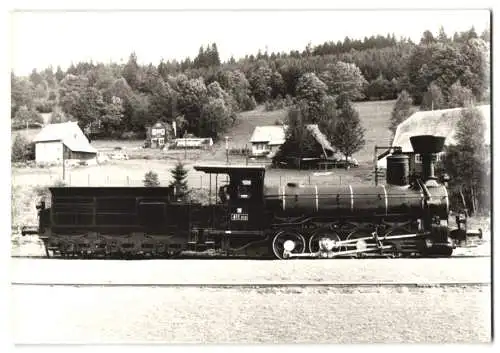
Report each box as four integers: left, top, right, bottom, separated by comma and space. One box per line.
22, 135, 481, 259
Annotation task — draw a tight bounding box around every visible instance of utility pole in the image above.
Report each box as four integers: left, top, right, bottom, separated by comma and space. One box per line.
183, 131, 187, 160
62, 143, 66, 182
225, 136, 229, 165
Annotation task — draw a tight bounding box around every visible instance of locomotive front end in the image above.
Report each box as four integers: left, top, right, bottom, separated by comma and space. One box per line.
276, 135, 462, 260
409, 135, 453, 255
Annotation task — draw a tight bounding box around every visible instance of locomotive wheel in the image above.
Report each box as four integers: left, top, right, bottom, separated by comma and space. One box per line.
345, 231, 373, 258
308, 229, 342, 254
272, 231, 306, 260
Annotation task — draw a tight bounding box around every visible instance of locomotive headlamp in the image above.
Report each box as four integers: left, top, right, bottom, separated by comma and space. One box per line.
356, 240, 367, 251
283, 240, 296, 252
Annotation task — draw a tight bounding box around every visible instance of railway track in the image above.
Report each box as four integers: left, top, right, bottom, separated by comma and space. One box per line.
10, 281, 490, 288
10, 253, 491, 259
11, 256, 491, 286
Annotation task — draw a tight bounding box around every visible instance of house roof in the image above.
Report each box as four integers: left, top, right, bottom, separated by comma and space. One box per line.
250, 125, 287, 145
377, 105, 491, 168
33, 121, 97, 154
393, 105, 490, 152
249, 124, 335, 153
194, 164, 267, 174
305, 124, 335, 154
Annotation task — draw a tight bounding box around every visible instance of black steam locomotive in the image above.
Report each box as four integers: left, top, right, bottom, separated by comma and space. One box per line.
22, 135, 481, 259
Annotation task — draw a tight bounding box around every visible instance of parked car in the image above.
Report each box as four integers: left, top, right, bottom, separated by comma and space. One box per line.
335, 157, 359, 168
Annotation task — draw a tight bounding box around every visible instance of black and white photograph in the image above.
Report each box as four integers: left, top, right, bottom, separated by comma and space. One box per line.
5, 2, 494, 347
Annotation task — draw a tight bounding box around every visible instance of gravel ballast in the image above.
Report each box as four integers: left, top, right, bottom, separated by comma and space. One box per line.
11, 285, 491, 344
11, 257, 491, 285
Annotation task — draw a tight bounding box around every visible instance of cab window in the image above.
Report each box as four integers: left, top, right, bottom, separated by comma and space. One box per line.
238, 179, 252, 199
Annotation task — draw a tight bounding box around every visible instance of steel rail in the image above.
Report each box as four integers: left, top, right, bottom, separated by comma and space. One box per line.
10, 282, 491, 288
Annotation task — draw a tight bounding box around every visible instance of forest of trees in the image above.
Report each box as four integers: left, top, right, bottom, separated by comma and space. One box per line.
11, 26, 490, 143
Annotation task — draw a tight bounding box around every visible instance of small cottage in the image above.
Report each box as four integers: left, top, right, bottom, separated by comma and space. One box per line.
249, 125, 287, 157
146, 121, 172, 148
249, 124, 337, 159
33, 121, 97, 165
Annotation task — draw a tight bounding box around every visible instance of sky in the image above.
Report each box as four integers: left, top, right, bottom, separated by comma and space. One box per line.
9, 9, 491, 76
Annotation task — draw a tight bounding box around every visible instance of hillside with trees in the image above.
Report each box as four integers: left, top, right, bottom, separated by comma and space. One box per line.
11, 26, 490, 144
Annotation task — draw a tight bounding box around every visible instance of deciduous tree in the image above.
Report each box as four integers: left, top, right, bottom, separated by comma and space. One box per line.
421, 82, 446, 110
143, 171, 160, 187
447, 81, 475, 108
389, 90, 414, 136
331, 95, 365, 164
248, 65, 273, 103
295, 72, 328, 119
199, 97, 233, 139
442, 107, 489, 213
319, 61, 367, 100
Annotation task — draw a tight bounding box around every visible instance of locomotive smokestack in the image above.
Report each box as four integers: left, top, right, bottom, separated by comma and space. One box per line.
410, 135, 446, 182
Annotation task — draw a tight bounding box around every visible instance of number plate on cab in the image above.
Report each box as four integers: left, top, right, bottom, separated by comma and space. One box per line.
231, 213, 249, 221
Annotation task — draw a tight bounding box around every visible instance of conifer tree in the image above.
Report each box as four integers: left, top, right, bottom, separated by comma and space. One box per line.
169, 160, 189, 199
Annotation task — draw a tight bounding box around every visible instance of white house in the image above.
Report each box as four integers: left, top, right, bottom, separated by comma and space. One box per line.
33, 121, 98, 165
377, 105, 491, 169
249, 125, 287, 157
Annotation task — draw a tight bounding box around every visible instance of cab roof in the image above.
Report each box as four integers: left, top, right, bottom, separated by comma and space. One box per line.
193, 164, 267, 174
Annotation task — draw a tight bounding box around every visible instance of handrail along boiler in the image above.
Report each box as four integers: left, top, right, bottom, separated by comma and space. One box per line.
22, 135, 481, 259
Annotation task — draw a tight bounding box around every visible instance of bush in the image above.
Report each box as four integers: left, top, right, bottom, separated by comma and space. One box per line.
53, 179, 67, 187
11, 134, 35, 162
48, 91, 57, 101
34, 100, 55, 114
143, 170, 160, 187
264, 96, 290, 111
120, 131, 144, 140
13, 106, 44, 126
229, 147, 250, 156
240, 95, 257, 111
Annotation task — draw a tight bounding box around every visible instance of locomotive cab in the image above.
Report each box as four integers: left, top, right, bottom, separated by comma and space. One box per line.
194, 164, 267, 232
